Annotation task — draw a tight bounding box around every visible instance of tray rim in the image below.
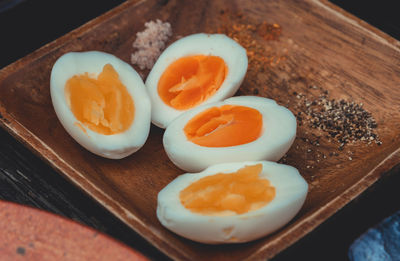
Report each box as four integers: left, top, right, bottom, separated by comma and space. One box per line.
1, 0, 400, 260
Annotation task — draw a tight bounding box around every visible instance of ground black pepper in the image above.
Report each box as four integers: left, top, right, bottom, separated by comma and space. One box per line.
296, 86, 382, 149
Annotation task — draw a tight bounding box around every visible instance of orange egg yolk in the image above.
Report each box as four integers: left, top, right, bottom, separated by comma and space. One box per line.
65, 64, 135, 135
157, 55, 228, 110
180, 164, 275, 215
184, 105, 262, 147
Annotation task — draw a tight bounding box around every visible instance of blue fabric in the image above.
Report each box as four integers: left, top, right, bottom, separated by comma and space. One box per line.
349, 211, 400, 261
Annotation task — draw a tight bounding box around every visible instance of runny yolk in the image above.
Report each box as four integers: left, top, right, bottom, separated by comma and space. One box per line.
180, 164, 275, 216
184, 105, 263, 147
157, 55, 228, 110
65, 64, 135, 135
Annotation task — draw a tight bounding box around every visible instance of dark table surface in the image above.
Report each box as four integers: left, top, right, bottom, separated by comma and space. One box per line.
1, 0, 399, 260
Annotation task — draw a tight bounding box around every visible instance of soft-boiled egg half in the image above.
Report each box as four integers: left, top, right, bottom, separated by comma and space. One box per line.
50, 51, 151, 159
163, 96, 296, 172
145, 33, 248, 128
157, 161, 308, 244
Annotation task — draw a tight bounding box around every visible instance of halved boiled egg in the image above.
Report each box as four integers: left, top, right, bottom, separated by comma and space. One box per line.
157, 161, 308, 244
163, 96, 296, 172
145, 33, 248, 128
50, 51, 151, 159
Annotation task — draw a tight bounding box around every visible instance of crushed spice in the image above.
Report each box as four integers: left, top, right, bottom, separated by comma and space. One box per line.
257, 22, 282, 41
208, 10, 286, 95
295, 86, 382, 149
131, 19, 172, 70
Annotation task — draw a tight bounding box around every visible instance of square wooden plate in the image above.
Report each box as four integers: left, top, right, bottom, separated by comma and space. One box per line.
1, 0, 400, 260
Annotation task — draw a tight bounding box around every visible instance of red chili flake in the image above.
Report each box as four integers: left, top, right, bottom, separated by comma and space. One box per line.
206, 9, 286, 95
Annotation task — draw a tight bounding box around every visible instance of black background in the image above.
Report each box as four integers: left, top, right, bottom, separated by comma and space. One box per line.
1, 0, 399, 260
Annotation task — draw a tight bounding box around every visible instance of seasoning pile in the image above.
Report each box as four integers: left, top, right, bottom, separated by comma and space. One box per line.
295, 88, 381, 150
131, 19, 172, 70
209, 10, 286, 95
217, 18, 282, 72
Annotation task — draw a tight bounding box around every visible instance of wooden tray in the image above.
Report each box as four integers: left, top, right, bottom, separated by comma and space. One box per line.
1, 0, 400, 260
0, 200, 148, 260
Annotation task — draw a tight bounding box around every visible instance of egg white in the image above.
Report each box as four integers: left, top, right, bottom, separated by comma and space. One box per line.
145, 33, 248, 129
50, 51, 151, 159
157, 161, 308, 244
163, 96, 296, 172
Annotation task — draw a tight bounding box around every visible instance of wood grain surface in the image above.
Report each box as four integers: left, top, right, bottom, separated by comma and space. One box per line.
0, 0, 399, 260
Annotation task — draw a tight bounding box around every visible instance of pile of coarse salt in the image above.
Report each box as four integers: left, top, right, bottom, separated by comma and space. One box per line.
131, 19, 172, 70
